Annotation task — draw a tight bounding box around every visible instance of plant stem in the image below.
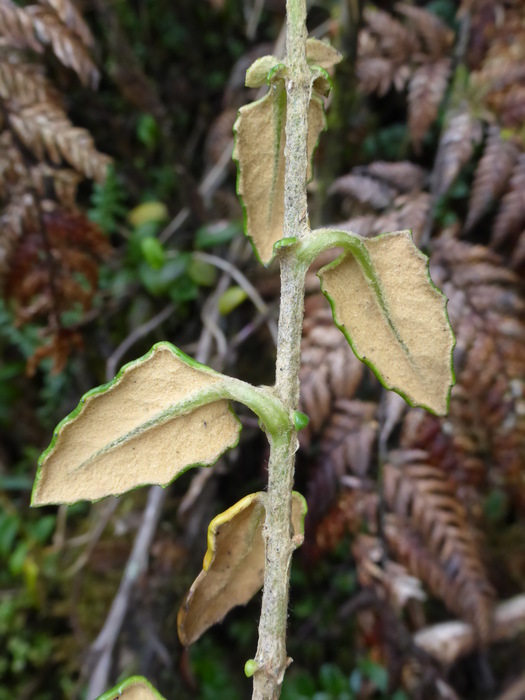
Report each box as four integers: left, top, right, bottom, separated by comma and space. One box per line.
252, 0, 311, 697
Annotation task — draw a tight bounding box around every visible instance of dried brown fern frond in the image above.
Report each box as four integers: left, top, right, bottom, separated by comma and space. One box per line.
357, 4, 454, 149
384, 512, 494, 642
394, 3, 453, 60
38, 0, 93, 47
25, 5, 98, 87
355, 161, 426, 193
299, 295, 366, 438
307, 489, 378, 563
465, 126, 518, 232
0, 0, 111, 372
468, 2, 525, 124
362, 6, 420, 60
430, 110, 482, 199
408, 58, 451, 153
9, 102, 111, 181
420, 238, 525, 509
0, 0, 42, 52
384, 450, 494, 640
5, 204, 110, 373
303, 399, 378, 553
352, 534, 427, 611
0, 0, 98, 85
491, 154, 525, 252
329, 160, 431, 246
0, 55, 61, 108
328, 173, 396, 211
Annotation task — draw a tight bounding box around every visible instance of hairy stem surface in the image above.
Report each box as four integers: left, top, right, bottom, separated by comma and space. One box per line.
252, 0, 311, 697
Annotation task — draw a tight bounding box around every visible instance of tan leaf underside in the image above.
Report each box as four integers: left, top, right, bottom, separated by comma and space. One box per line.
178, 492, 306, 646
234, 91, 324, 265
33, 345, 240, 505
118, 685, 159, 700
320, 231, 454, 415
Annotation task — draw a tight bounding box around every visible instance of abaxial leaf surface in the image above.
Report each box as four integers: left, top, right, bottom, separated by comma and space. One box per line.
96, 676, 166, 700
234, 82, 325, 265
319, 230, 455, 415
32, 343, 241, 505
178, 491, 307, 646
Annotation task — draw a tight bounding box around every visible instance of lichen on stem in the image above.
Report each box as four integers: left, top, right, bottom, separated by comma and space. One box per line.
252, 0, 312, 697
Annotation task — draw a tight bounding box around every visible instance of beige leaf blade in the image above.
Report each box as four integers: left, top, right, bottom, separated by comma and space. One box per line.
305, 38, 342, 70
96, 676, 166, 700
178, 491, 307, 646
32, 343, 241, 506
234, 84, 325, 265
319, 230, 455, 415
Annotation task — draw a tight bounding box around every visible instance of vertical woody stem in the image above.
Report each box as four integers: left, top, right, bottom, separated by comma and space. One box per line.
252, 0, 311, 698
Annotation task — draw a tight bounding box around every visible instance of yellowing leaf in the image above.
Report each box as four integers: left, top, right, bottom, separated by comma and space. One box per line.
305, 38, 343, 70
128, 201, 168, 228
97, 676, 166, 700
178, 491, 307, 646
234, 84, 325, 265
319, 230, 455, 415
32, 343, 241, 506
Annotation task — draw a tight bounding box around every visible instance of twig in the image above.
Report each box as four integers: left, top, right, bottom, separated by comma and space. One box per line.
159, 143, 233, 244
414, 594, 525, 666
246, 0, 265, 40
85, 485, 167, 700
496, 673, 525, 700
105, 303, 175, 381
65, 498, 120, 577
193, 250, 278, 345
84, 278, 228, 699
159, 21, 287, 246
199, 273, 231, 361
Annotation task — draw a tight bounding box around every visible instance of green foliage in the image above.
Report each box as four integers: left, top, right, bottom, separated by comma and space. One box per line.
280, 661, 408, 700
190, 638, 243, 700
89, 165, 127, 234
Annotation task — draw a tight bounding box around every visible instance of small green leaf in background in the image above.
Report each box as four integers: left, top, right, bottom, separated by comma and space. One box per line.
89, 165, 127, 234
137, 113, 161, 148
358, 658, 389, 694
140, 236, 166, 269
188, 257, 217, 287
128, 201, 168, 229
195, 221, 241, 249
218, 286, 248, 315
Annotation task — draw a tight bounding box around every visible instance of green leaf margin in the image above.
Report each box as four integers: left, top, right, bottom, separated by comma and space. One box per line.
318, 231, 456, 416
31, 342, 242, 506
96, 675, 166, 700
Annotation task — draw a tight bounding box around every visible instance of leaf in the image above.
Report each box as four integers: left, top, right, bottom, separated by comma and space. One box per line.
32, 342, 241, 505
328, 173, 397, 210
96, 676, 166, 700
430, 110, 483, 199
492, 154, 525, 249
408, 59, 451, 153
178, 491, 307, 646
245, 55, 279, 87
233, 81, 325, 265
465, 126, 518, 232
318, 230, 455, 415
128, 201, 168, 228
305, 38, 342, 70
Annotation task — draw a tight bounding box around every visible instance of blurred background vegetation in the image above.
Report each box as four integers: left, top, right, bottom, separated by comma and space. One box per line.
1, 0, 524, 698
